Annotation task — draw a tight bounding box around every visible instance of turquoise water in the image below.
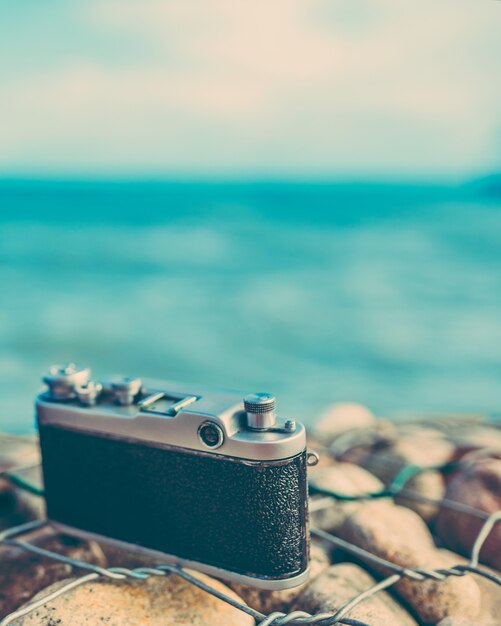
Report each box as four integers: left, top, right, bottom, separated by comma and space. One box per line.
1, 179, 500, 433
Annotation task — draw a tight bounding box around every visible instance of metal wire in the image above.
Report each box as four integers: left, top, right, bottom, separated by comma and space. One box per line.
470, 510, 501, 568
309, 462, 454, 503
0, 519, 46, 542
0, 463, 44, 497
1, 506, 499, 626
1, 435, 500, 626
0, 523, 368, 626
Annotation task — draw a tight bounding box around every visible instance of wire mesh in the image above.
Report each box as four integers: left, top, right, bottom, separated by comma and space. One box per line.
1, 430, 500, 626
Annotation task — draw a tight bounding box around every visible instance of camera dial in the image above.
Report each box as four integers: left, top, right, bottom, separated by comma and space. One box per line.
110, 376, 142, 406
244, 392, 276, 430
75, 381, 103, 407
43, 364, 91, 400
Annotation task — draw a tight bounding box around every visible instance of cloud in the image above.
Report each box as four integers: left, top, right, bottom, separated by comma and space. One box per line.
0, 0, 499, 177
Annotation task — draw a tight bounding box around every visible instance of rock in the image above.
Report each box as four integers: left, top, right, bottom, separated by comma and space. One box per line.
10, 571, 253, 626
354, 432, 453, 522
437, 617, 485, 626
310, 463, 384, 533
0, 435, 42, 530
447, 425, 501, 459
339, 501, 482, 624
333, 426, 394, 465
435, 458, 501, 571
291, 562, 417, 625
0, 526, 106, 619
0, 434, 39, 475
228, 542, 330, 614
438, 549, 501, 626
360, 431, 455, 479
394, 468, 445, 522
313, 403, 377, 446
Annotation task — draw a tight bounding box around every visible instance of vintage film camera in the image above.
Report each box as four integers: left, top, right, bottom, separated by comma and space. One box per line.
36, 364, 314, 589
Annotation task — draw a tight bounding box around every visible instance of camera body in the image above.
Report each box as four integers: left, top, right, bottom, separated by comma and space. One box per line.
36, 365, 310, 589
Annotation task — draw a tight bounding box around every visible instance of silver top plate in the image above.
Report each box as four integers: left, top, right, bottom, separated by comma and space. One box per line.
36, 377, 306, 461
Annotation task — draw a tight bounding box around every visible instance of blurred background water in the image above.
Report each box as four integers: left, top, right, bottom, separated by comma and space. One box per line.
1, 1, 500, 433
1, 179, 500, 433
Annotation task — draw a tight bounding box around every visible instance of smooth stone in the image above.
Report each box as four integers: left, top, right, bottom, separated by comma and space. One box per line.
313, 403, 377, 445
291, 562, 418, 626
0, 434, 39, 476
310, 463, 383, 533
356, 433, 453, 522
0, 435, 42, 530
10, 571, 253, 626
333, 423, 395, 465
438, 549, 501, 626
448, 425, 501, 458
339, 501, 482, 624
394, 468, 445, 522
435, 457, 501, 571
437, 617, 484, 626
360, 432, 455, 478
0, 526, 106, 619
228, 542, 330, 614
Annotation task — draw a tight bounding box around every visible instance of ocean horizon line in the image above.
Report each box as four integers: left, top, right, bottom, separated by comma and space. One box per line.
0, 172, 500, 190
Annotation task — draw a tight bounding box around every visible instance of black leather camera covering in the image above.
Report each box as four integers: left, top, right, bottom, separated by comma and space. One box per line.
39, 424, 309, 580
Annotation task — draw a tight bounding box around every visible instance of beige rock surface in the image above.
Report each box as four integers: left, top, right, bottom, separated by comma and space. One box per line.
438, 549, 501, 626
0, 435, 42, 530
437, 617, 485, 626
352, 431, 453, 522
292, 562, 418, 626
310, 463, 383, 533
228, 542, 330, 614
10, 571, 253, 626
0, 526, 106, 619
339, 501, 482, 624
313, 403, 377, 445
436, 457, 501, 571
360, 432, 455, 475
448, 425, 501, 458
0, 434, 39, 476
394, 468, 445, 521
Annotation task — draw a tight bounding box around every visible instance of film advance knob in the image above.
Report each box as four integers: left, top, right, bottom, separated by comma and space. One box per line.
75, 381, 103, 407
43, 363, 91, 400
243, 392, 277, 430
111, 376, 142, 406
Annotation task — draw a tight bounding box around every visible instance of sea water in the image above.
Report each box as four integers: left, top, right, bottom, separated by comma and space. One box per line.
1, 179, 500, 433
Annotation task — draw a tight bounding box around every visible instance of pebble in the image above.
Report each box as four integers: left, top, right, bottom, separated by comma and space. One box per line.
0, 435, 39, 474
438, 549, 501, 626
436, 457, 501, 570
0, 435, 42, 530
394, 468, 445, 522
292, 562, 418, 626
437, 617, 485, 626
354, 432, 453, 521
310, 462, 383, 533
0, 526, 106, 619
448, 425, 501, 458
228, 542, 330, 614
360, 431, 455, 478
10, 571, 253, 626
339, 500, 482, 624
313, 403, 377, 445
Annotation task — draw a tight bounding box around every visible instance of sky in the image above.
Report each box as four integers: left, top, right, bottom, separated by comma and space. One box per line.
0, 0, 500, 179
